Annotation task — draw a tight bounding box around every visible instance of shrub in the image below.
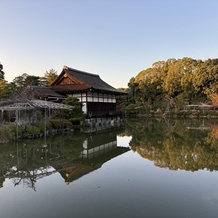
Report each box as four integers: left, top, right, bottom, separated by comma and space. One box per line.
50, 119, 61, 129
50, 119, 73, 129
62, 119, 73, 128
0, 124, 21, 143
69, 117, 83, 125
26, 125, 40, 135
33, 120, 52, 133
10, 123, 22, 136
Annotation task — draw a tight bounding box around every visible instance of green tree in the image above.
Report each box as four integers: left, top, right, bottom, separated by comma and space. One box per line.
25, 75, 40, 86
10, 73, 40, 93
61, 96, 85, 125
0, 79, 9, 99
0, 62, 5, 80
128, 77, 140, 103
43, 68, 58, 85
193, 58, 218, 98
127, 57, 218, 112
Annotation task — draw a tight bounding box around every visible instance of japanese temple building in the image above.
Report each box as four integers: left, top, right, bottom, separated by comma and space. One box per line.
0, 66, 128, 127
24, 66, 128, 126
49, 66, 128, 118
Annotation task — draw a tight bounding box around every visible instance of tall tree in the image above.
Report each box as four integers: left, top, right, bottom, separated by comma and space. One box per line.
61, 96, 85, 125
25, 75, 40, 86
44, 68, 58, 85
193, 58, 218, 98
0, 79, 9, 99
10, 73, 40, 93
0, 62, 5, 80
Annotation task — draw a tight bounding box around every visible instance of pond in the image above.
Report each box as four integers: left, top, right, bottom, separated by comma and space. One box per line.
1, 118, 218, 218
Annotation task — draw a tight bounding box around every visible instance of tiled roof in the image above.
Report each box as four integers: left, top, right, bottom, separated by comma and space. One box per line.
51, 66, 128, 95
31, 86, 65, 98
50, 84, 91, 92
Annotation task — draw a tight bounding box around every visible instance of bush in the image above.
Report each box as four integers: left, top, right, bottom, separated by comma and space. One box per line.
50, 119, 61, 129
50, 119, 73, 129
69, 117, 83, 125
10, 123, 23, 136
33, 120, 52, 133
62, 119, 73, 128
123, 103, 141, 116
26, 125, 40, 135
0, 124, 21, 143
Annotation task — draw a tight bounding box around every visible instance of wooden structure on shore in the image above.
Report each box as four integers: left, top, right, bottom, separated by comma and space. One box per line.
0, 66, 128, 126
49, 66, 128, 118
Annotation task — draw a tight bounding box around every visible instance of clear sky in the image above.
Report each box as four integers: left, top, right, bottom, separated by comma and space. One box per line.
1, 0, 218, 88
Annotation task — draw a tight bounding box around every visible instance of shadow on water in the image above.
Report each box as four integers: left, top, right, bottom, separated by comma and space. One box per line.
0, 127, 129, 190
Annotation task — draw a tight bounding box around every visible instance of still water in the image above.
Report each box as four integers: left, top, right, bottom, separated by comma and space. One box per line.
1, 118, 218, 218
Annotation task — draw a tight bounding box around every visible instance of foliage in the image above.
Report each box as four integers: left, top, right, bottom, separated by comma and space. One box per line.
193, 59, 218, 96
0, 62, 5, 80
116, 87, 129, 108
122, 103, 141, 116
128, 57, 218, 112
61, 96, 85, 125
41, 68, 58, 86
211, 93, 218, 108
10, 73, 40, 94
25, 125, 40, 135
0, 79, 10, 99
50, 119, 73, 129
0, 124, 22, 143
33, 120, 52, 133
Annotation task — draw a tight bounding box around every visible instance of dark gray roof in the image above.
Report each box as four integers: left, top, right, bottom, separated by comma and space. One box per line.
65, 66, 128, 95
31, 86, 65, 98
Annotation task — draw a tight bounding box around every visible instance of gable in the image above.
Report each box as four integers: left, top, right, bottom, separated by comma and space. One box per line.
51, 72, 84, 86
50, 66, 128, 95
58, 76, 77, 85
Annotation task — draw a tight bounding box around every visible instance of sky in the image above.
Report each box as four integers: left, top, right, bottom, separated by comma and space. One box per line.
1, 0, 218, 88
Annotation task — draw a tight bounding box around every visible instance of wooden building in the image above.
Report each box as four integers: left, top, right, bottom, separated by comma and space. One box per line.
49, 66, 128, 119
0, 66, 127, 127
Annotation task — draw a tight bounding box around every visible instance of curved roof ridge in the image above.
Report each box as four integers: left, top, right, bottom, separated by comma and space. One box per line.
64, 66, 100, 77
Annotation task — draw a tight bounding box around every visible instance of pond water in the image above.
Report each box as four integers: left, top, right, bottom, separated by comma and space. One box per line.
1, 118, 218, 218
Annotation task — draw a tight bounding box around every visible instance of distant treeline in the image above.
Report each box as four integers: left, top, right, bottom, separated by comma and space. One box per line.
122, 57, 218, 113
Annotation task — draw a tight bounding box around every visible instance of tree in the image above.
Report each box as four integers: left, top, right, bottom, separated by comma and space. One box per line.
127, 57, 216, 112
0, 79, 9, 99
61, 96, 85, 125
44, 69, 58, 85
210, 93, 218, 108
25, 75, 40, 86
10, 73, 40, 94
0, 62, 5, 80
193, 58, 218, 98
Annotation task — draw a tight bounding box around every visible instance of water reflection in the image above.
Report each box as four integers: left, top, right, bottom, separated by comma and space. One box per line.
0, 128, 129, 190
127, 118, 218, 172
1, 118, 218, 190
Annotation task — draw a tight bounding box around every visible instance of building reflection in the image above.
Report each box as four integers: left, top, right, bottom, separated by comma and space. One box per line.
57, 132, 129, 184
0, 128, 129, 190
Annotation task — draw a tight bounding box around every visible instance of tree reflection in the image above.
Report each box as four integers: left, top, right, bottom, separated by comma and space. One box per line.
0, 127, 129, 190
128, 118, 218, 171
1, 132, 86, 191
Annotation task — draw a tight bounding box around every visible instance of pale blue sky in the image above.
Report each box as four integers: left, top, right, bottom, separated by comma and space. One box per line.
1, 0, 218, 88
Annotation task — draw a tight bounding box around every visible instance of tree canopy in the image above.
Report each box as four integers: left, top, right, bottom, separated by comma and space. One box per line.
1, 58, 218, 112
43, 68, 58, 85
128, 57, 218, 111
0, 62, 4, 80
0, 68, 58, 100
